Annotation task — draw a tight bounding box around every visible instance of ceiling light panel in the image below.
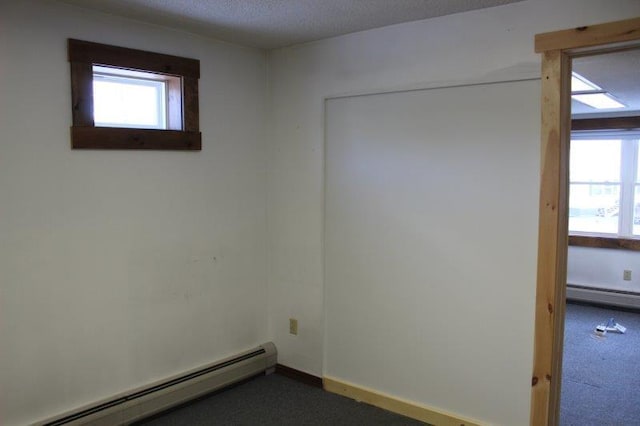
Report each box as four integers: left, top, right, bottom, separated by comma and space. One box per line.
571, 72, 601, 92
572, 93, 625, 110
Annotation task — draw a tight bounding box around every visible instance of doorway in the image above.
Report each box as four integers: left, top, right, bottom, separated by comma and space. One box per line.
531, 17, 640, 426
562, 48, 640, 423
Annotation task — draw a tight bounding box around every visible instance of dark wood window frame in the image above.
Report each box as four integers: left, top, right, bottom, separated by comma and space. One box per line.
572, 115, 640, 132
569, 114, 640, 250
68, 39, 201, 150
569, 235, 640, 251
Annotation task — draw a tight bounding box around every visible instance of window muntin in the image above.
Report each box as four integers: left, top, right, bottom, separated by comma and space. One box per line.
634, 186, 640, 235
635, 151, 640, 236
569, 134, 640, 238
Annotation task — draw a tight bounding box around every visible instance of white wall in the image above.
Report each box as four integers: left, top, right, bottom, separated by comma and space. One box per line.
568, 247, 640, 292
267, 0, 640, 423
0, 1, 268, 425
325, 80, 540, 425
566, 245, 640, 308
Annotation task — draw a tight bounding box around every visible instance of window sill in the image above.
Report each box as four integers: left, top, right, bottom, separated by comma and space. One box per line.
568, 234, 640, 251
71, 126, 201, 150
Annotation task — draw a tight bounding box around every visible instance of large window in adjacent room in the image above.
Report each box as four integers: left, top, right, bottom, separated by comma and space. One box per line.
569, 133, 640, 238
68, 39, 201, 150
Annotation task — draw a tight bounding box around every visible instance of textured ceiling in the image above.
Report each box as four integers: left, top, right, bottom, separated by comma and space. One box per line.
572, 49, 640, 117
58, 0, 525, 49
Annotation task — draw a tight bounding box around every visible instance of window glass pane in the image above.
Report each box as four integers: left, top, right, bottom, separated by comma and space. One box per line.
569, 183, 620, 234
93, 75, 166, 129
570, 139, 621, 182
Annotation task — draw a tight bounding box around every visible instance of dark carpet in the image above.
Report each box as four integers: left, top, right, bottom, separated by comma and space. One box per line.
560, 303, 640, 426
136, 373, 427, 426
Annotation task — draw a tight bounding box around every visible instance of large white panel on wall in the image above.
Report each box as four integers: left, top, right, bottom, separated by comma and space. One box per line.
325, 79, 540, 425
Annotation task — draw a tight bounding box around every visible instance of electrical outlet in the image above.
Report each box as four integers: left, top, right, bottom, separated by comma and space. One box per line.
289, 318, 298, 335
624, 270, 632, 281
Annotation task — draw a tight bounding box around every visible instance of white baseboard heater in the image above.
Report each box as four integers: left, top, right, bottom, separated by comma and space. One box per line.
567, 285, 640, 310
34, 342, 277, 426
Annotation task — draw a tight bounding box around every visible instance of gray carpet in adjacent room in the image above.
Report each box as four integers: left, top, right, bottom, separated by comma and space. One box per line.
136, 373, 427, 426
560, 302, 640, 426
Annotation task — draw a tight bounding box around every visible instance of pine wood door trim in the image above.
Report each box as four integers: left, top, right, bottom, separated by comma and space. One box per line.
532, 17, 640, 426
531, 48, 570, 426
535, 17, 640, 53
323, 376, 483, 426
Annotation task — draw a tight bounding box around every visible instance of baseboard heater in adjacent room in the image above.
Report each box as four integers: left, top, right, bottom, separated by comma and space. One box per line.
567, 285, 640, 310
34, 342, 277, 426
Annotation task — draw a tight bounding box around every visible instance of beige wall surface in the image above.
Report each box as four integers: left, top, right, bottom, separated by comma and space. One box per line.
0, 1, 268, 425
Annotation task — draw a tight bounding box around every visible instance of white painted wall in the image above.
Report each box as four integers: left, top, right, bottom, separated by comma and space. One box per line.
267, 0, 640, 423
568, 247, 640, 292
325, 80, 540, 425
0, 1, 268, 425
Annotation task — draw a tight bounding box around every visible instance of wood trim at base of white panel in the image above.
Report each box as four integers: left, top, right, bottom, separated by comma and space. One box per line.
323, 376, 483, 426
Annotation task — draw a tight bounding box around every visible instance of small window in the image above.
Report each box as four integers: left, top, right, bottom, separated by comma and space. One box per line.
68, 39, 201, 150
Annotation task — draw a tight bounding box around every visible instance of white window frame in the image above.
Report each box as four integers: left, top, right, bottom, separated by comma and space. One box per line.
570, 130, 640, 238
93, 66, 168, 130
